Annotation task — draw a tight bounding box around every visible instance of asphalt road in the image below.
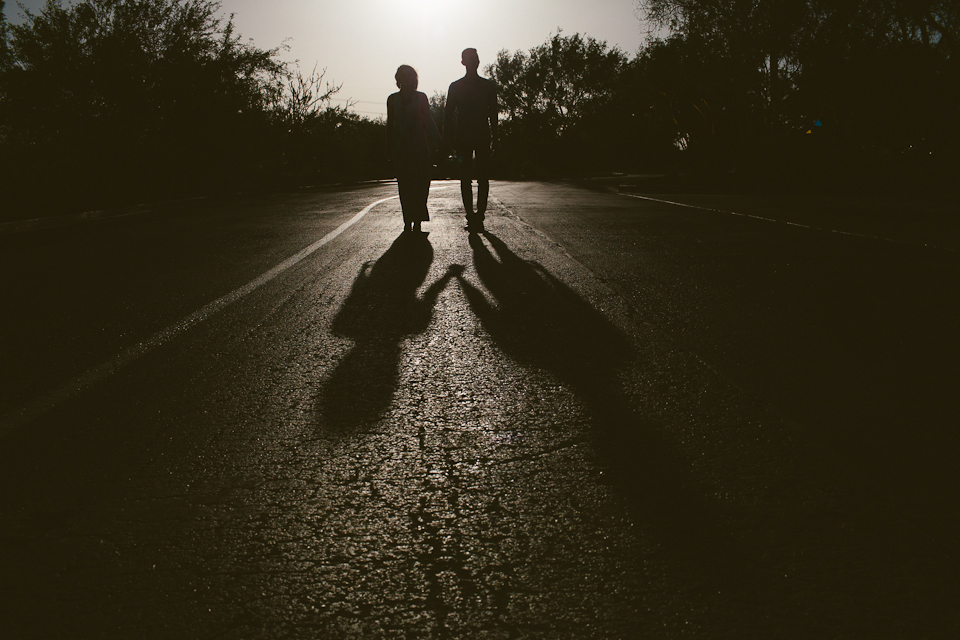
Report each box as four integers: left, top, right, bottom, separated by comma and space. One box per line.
1, 181, 957, 638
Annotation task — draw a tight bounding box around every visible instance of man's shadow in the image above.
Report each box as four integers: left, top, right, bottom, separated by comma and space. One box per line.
454, 232, 735, 563
321, 233, 458, 434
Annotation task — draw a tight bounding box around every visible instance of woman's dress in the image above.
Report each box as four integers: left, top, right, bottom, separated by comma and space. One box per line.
387, 91, 439, 222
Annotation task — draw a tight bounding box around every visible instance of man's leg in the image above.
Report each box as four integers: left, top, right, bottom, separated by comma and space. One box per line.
475, 145, 491, 216
458, 149, 475, 215
416, 177, 431, 227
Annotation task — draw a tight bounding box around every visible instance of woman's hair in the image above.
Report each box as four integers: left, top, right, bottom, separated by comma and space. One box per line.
395, 65, 418, 91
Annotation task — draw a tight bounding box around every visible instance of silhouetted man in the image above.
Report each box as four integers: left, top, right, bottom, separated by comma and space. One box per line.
443, 48, 497, 231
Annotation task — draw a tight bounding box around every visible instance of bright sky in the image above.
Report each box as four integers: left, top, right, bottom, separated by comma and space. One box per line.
6, 0, 651, 119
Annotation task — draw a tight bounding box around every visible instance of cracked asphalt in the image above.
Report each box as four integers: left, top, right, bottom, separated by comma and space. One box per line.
1, 181, 957, 638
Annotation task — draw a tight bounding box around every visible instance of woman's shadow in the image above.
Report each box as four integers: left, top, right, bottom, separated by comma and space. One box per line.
321, 233, 459, 434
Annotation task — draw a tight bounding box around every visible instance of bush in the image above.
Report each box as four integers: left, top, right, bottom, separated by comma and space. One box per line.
0, 0, 386, 219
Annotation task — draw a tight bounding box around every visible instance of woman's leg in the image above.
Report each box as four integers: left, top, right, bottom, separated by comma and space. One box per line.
397, 177, 413, 227
413, 180, 425, 231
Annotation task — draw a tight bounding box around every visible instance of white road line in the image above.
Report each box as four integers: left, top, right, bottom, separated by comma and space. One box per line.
620, 192, 947, 249
0, 194, 399, 436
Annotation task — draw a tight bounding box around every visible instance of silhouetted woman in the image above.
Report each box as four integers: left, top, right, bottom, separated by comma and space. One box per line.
386, 65, 440, 232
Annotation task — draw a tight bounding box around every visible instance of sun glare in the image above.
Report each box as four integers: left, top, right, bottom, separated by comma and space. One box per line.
394, 0, 444, 13
386, 0, 458, 38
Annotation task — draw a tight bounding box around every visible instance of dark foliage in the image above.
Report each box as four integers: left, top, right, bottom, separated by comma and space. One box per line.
0, 0, 387, 219
630, 0, 960, 192
4, 0, 955, 215
482, 5, 957, 192
487, 32, 670, 178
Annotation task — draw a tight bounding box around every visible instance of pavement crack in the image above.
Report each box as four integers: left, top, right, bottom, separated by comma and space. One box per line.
490, 435, 590, 466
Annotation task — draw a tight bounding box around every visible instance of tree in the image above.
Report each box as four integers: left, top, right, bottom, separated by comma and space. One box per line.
0, 0, 387, 216
0, 0, 291, 207
0, 1, 11, 117
0, 1, 10, 72
635, 0, 959, 189
428, 91, 445, 129
488, 32, 630, 175
277, 64, 342, 129
492, 31, 627, 133
637, 0, 811, 134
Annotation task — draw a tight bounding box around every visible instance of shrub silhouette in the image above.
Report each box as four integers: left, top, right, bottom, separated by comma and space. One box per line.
0, 0, 386, 218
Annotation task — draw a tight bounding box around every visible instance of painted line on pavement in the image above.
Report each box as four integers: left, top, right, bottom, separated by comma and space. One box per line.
0, 194, 399, 436
620, 192, 950, 250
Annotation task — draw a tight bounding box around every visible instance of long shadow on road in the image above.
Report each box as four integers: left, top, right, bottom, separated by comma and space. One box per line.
452, 231, 915, 634
321, 232, 458, 433
455, 232, 743, 564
